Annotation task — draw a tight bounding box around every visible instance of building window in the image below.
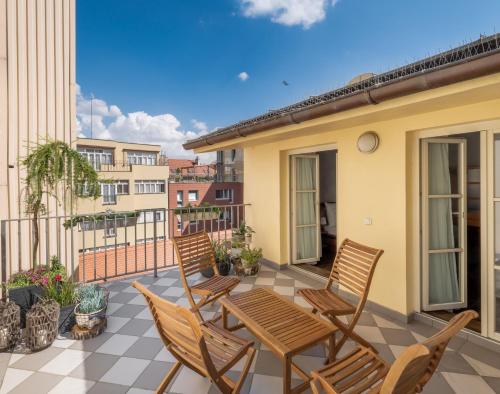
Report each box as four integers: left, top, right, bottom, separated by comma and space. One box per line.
176, 191, 183, 207
116, 180, 129, 195
101, 183, 117, 205
78, 147, 113, 171
188, 190, 198, 202
215, 189, 233, 201
127, 151, 157, 166
138, 210, 165, 223
104, 225, 116, 238
135, 180, 166, 194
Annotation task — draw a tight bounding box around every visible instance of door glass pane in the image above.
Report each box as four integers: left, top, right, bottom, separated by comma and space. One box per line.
296, 192, 316, 226
429, 252, 461, 305
296, 157, 316, 190
429, 198, 460, 250
428, 143, 459, 195
495, 135, 500, 197
496, 202, 500, 267
496, 270, 500, 332
297, 227, 316, 260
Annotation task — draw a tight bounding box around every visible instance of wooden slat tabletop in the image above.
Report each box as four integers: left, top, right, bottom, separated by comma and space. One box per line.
220, 288, 337, 357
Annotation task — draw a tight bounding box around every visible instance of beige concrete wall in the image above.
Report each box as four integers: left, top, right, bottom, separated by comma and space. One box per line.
194, 72, 500, 317
0, 0, 76, 280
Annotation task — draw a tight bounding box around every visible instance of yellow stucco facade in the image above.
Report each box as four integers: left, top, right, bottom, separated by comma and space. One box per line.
193, 72, 500, 326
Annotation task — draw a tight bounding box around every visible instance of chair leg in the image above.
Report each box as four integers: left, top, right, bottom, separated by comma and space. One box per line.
157, 360, 181, 393
232, 348, 256, 394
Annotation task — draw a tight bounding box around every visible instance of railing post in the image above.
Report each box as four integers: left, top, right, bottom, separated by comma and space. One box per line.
1, 220, 7, 300
153, 209, 158, 278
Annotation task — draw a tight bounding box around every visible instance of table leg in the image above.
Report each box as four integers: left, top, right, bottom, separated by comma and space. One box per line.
327, 333, 336, 364
222, 305, 228, 330
283, 356, 291, 394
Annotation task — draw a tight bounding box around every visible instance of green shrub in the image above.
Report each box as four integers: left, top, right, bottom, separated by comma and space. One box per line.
76, 284, 106, 314
240, 247, 263, 268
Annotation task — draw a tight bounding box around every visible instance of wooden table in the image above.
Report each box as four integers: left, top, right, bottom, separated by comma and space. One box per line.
220, 288, 338, 394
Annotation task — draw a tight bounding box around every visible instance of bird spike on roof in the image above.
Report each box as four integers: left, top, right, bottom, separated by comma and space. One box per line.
186, 33, 500, 147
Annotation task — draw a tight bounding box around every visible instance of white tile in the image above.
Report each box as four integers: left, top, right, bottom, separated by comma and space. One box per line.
294, 280, 311, 288
255, 277, 274, 286
442, 372, 495, 394
40, 349, 91, 375
52, 337, 76, 349
292, 355, 325, 378
249, 374, 283, 394
276, 272, 291, 279
154, 277, 178, 287
107, 302, 125, 315
109, 291, 119, 298
105, 316, 131, 333
96, 334, 139, 356
154, 348, 177, 363
122, 286, 139, 294
143, 324, 160, 338
410, 331, 428, 343
260, 265, 273, 271
100, 357, 150, 386
127, 389, 154, 394
169, 367, 212, 394
176, 298, 192, 308
8, 354, 24, 366
162, 286, 185, 297
200, 311, 217, 320
49, 377, 95, 394
273, 285, 295, 296
373, 315, 402, 329
230, 350, 258, 373
128, 295, 147, 305
0, 368, 33, 394
233, 283, 253, 293
353, 326, 385, 344
294, 296, 312, 309
135, 308, 153, 320
462, 354, 500, 378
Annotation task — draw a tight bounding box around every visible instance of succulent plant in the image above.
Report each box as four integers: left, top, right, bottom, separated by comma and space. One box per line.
76, 284, 107, 314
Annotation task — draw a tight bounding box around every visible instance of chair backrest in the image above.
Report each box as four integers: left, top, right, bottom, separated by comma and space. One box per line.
380, 310, 478, 393
173, 231, 218, 279
132, 281, 216, 376
328, 239, 384, 302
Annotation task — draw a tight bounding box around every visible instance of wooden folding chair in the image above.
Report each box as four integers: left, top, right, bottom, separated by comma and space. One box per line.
309, 310, 478, 394
133, 281, 255, 394
173, 231, 240, 320
298, 238, 384, 360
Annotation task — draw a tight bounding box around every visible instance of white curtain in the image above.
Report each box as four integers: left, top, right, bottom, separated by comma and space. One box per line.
296, 157, 317, 260
428, 143, 460, 304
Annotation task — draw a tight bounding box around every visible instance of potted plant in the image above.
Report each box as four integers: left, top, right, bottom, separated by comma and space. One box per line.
43, 259, 77, 334
239, 247, 263, 276
232, 222, 255, 255
201, 240, 232, 278
74, 284, 109, 330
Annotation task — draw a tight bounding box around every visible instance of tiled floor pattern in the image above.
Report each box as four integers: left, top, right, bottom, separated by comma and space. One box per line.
1, 266, 500, 393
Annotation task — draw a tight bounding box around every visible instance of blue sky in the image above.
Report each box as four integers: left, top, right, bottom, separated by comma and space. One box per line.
76, 0, 500, 159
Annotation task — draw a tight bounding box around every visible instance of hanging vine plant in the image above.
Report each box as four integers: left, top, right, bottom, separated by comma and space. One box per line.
22, 140, 101, 267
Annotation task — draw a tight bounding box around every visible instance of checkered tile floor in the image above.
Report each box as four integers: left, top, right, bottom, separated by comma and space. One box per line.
1, 265, 500, 393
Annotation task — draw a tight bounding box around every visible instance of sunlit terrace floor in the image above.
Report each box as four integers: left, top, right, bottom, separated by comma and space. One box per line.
1, 265, 500, 394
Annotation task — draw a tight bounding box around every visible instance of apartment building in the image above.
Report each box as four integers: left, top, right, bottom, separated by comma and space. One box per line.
75, 138, 169, 252
216, 149, 244, 182
0, 0, 77, 279
166, 155, 243, 236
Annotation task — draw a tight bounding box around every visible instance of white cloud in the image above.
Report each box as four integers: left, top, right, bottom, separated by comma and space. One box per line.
238, 71, 249, 81
76, 85, 215, 163
240, 0, 338, 28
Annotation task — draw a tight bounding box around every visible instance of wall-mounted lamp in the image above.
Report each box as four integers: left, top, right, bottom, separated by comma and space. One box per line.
357, 131, 379, 153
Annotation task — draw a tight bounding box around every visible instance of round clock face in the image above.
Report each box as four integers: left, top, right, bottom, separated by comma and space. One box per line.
357, 132, 379, 153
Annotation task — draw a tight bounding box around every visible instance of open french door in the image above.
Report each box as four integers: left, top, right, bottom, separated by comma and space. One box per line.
291, 154, 321, 264
421, 138, 467, 311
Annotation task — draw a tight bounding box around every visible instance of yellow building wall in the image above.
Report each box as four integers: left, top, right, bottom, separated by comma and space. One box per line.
195, 74, 500, 317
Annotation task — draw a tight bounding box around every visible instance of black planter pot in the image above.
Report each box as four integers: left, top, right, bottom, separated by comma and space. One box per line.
58, 304, 76, 334
8, 285, 44, 328
200, 259, 231, 278
200, 266, 215, 278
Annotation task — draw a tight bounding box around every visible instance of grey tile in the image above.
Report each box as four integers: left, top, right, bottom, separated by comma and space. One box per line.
137, 276, 157, 284
112, 304, 146, 318
380, 327, 418, 346
357, 312, 377, 326
10, 347, 64, 371
87, 382, 129, 394
69, 353, 119, 381
8, 371, 63, 394
253, 350, 282, 377
132, 360, 174, 390
257, 271, 276, 278
69, 332, 115, 352
106, 282, 130, 292
483, 376, 500, 393
373, 343, 396, 364
423, 372, 455, 394
208, 371, 252, 394
96, 334, 139, 356
110, 292, 140, 304
118, 318, 153, 336
437, 351, 477, 374
459, 341, 500, 369
124, 337, 164, 360
147, 285, 170, 296
274, 278, 295, 287
100, 357, 150, 386
406, 320, 439, 338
